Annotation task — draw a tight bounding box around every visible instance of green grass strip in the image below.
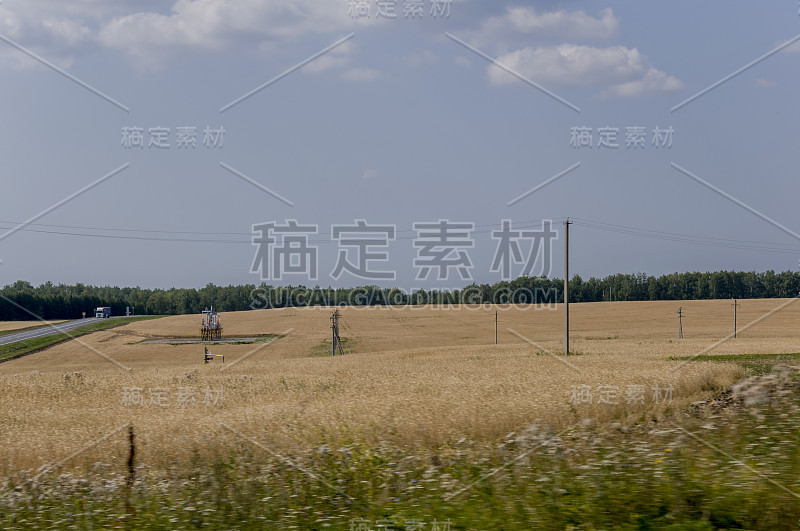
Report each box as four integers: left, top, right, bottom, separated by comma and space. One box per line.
0, 316, 164, 363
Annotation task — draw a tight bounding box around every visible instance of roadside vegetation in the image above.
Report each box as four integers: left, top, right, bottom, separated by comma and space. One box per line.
1, 361, 797, 529
0, 316, 163, 363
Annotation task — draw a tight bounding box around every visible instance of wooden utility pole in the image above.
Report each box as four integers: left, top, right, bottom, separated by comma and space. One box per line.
564, 219, 572, 356
495, 311, 498, 345
732, 299, 739, 338
677, 307, 684, 339
125, 425, 136, 519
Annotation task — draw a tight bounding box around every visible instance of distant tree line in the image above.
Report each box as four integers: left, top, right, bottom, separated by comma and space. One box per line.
1, 270, 799, 320
0, 282, 256, 321
564, 270, 800, 303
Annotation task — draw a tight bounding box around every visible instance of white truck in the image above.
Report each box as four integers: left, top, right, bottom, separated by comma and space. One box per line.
95, 307, 112, 319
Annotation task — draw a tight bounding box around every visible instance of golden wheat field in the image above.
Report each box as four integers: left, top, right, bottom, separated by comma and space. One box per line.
0, 299, 798, 474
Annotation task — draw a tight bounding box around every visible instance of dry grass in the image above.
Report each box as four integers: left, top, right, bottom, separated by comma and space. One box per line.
0, 299, 796, 474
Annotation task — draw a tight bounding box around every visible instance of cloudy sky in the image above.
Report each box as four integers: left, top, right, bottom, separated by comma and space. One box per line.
0, 0, 798, 289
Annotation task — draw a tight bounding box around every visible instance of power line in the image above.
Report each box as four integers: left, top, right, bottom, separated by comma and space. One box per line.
0, 215, 796, 254
574, 217, 799, 247
0, 219, 245, 236
0, 218, 569, 245
0, 218, 566, 238
0, 225, 249, 244
572, 218, 800, 255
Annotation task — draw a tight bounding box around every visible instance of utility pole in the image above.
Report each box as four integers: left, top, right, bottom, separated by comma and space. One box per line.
495, 310, 498, 345
677, 307, 684, 339
330, 309, 343, 356
732, 299, 739, 338
564, 219, 572, 356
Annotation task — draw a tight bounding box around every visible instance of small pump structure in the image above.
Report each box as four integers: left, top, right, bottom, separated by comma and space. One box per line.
203, 346, 224, 364
200, 306, 223, 341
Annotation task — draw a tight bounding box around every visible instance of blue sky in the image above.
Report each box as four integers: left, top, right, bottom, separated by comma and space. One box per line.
0, 0, 798, 289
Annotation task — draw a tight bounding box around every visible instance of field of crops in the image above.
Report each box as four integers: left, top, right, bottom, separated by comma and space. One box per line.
1, 299, 797, 474
1, 299, 799, 528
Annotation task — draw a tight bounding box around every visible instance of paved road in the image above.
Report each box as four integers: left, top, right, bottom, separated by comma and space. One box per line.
0, 318, 108, 347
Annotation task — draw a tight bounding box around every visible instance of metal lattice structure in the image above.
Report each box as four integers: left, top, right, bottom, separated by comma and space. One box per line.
330, 309, 344, 356
200, 306, 223, 341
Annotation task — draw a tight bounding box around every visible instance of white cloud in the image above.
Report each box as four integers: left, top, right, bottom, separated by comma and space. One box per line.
342, 67, 383, 82
0, 16, 92, 70
755, 78, 776, 88
96, 0, 372, 70
489, 44, 683, 98
454, 56, 471, 68
0, 1, 139, 70
505, 6, 619, 40
0, 0, 375, 72
603, 67, 685, 98
362, 169, 379, 180
469, 7, 619, 48
42, 18, 91, 47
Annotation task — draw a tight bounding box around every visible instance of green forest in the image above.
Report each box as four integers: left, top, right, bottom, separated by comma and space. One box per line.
1, 269, 799, 320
